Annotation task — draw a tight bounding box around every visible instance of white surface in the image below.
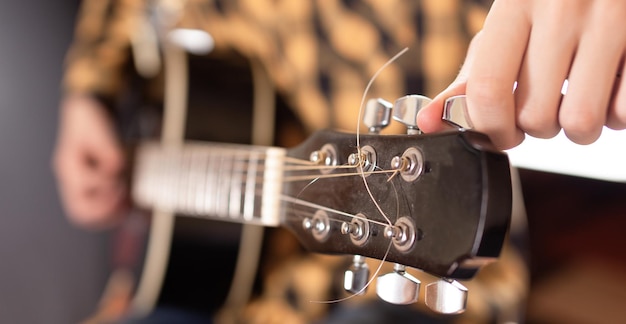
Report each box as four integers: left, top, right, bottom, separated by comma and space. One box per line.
506, 127, 626, 182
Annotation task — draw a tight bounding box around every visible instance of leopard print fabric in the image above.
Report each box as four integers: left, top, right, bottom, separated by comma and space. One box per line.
64, 0, 488, 133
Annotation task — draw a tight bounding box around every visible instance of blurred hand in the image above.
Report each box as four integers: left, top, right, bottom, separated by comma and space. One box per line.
53, 94, 127, 229
417, 0, 626, 149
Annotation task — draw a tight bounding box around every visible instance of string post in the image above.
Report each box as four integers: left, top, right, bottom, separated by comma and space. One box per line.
384, 217, 417, 253
341, 213, 370, 246
390, 147, 424, 183
348, 146, 377, 176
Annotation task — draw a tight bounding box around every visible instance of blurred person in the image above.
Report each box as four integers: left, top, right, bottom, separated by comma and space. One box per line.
50, 0, 545, 323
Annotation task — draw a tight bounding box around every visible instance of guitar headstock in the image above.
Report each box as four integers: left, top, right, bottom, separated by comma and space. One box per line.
280, 95, 512, 312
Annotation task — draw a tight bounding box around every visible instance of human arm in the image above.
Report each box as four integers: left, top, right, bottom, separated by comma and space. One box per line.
53, 0, 143, 228
417, 0, 626, 149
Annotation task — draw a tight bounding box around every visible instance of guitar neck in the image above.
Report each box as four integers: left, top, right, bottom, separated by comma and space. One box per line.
131, 129, 512, 280
133, 141, 287, 226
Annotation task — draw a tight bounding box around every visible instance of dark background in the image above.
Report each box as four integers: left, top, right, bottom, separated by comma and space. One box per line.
0, 1, 109, 322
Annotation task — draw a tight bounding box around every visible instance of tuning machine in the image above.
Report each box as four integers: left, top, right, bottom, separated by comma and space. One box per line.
363, 98, 393, 134
425, 279, 468, 314
344, 255, 370, 295
376, 263, 421, 305
443, 95, 473, 130
309, 143, 337, 174
393, 95, 432, 135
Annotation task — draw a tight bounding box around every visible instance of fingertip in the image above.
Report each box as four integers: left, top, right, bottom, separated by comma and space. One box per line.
497, 128, 526, 150
416, 98, 447, 133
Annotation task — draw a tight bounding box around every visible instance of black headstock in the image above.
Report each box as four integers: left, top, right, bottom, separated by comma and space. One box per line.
281, 129, 511, 280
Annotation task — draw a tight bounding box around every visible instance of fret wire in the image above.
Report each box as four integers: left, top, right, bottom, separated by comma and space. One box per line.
243, 151, 259, 220
185, 149, 195, 214
203, 148, 219, 215
216, 149, 231, 217
194, 147, 209, 215
229, 150, 245, 218
165, 148, 178, 210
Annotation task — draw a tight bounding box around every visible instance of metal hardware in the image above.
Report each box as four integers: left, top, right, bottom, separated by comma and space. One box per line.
425, 279, 468, 314
443, 95, 473, 130
341, 213, 370, 246
376, 263, 421, 305
390, 147, 424, 182
392, 94, 432, 134
302, 210, 331, 242
309, 144, 337, 174
348, 145, 377, 177
344, 255, 370, 295
384, 216, 417, 252
363, 98, 393, 134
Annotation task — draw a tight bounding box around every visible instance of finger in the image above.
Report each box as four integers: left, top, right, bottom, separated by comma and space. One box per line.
84, 109, 125, 175
560, 5, 625, 144
62, 174, 127, 228
607, 61, 626, 130
54, 147, 126, 227
466, 1, 529, 149
417, 82, 466, 133
515, 3, 579, 139
417, 31, 481, 133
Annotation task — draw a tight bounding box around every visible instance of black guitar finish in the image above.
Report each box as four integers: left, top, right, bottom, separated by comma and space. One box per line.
282, 129, 511, 279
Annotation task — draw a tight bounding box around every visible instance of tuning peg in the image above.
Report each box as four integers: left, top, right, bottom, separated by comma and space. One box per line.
344, 255, 370, 295
363, 98, 393, 134
392, 95, 432, 135
425, 279, 468, 314
443, 95, 473, 130
376, 264, 420, 305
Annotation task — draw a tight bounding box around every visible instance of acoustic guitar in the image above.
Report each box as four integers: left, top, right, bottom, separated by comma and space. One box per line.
132, 111, 512, 314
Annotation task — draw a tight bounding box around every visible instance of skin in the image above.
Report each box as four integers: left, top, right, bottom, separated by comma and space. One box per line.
52, 94, 127, 228
417, 0, 626, 150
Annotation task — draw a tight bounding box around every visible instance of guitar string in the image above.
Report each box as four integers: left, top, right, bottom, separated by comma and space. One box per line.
140, 152, 407, 231
143, 152, 403, 183
306, 47, 409, 304
141, 45, 409, 304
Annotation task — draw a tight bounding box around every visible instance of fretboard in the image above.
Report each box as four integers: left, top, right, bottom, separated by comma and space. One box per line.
132, 141, 287, 226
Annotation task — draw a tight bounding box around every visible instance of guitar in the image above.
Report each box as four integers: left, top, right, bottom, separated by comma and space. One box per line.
132, 126, 512, 312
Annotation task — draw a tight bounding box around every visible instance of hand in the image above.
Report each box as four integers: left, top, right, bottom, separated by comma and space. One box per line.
53, 94, 127, 229
417, 0, 626, 149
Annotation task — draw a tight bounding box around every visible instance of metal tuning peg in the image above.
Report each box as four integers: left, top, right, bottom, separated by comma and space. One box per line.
425, 279, 468, 314
376, 263, 420, 305
344, 255, 370, 295
442, 95, 473, 130
392, 94, 432, 135
363, 98, 393, 134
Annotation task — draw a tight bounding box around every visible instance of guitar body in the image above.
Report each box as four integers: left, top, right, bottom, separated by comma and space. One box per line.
116, 52, 304, 320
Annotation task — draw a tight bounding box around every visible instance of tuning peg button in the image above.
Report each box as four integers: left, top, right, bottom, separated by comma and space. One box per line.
425, 279, 468, 314
376, 264, 420, 305
392, 95, 432, 135
443, 95, 473, 130
363, 98, 393, 134
344, 255, 370, 295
